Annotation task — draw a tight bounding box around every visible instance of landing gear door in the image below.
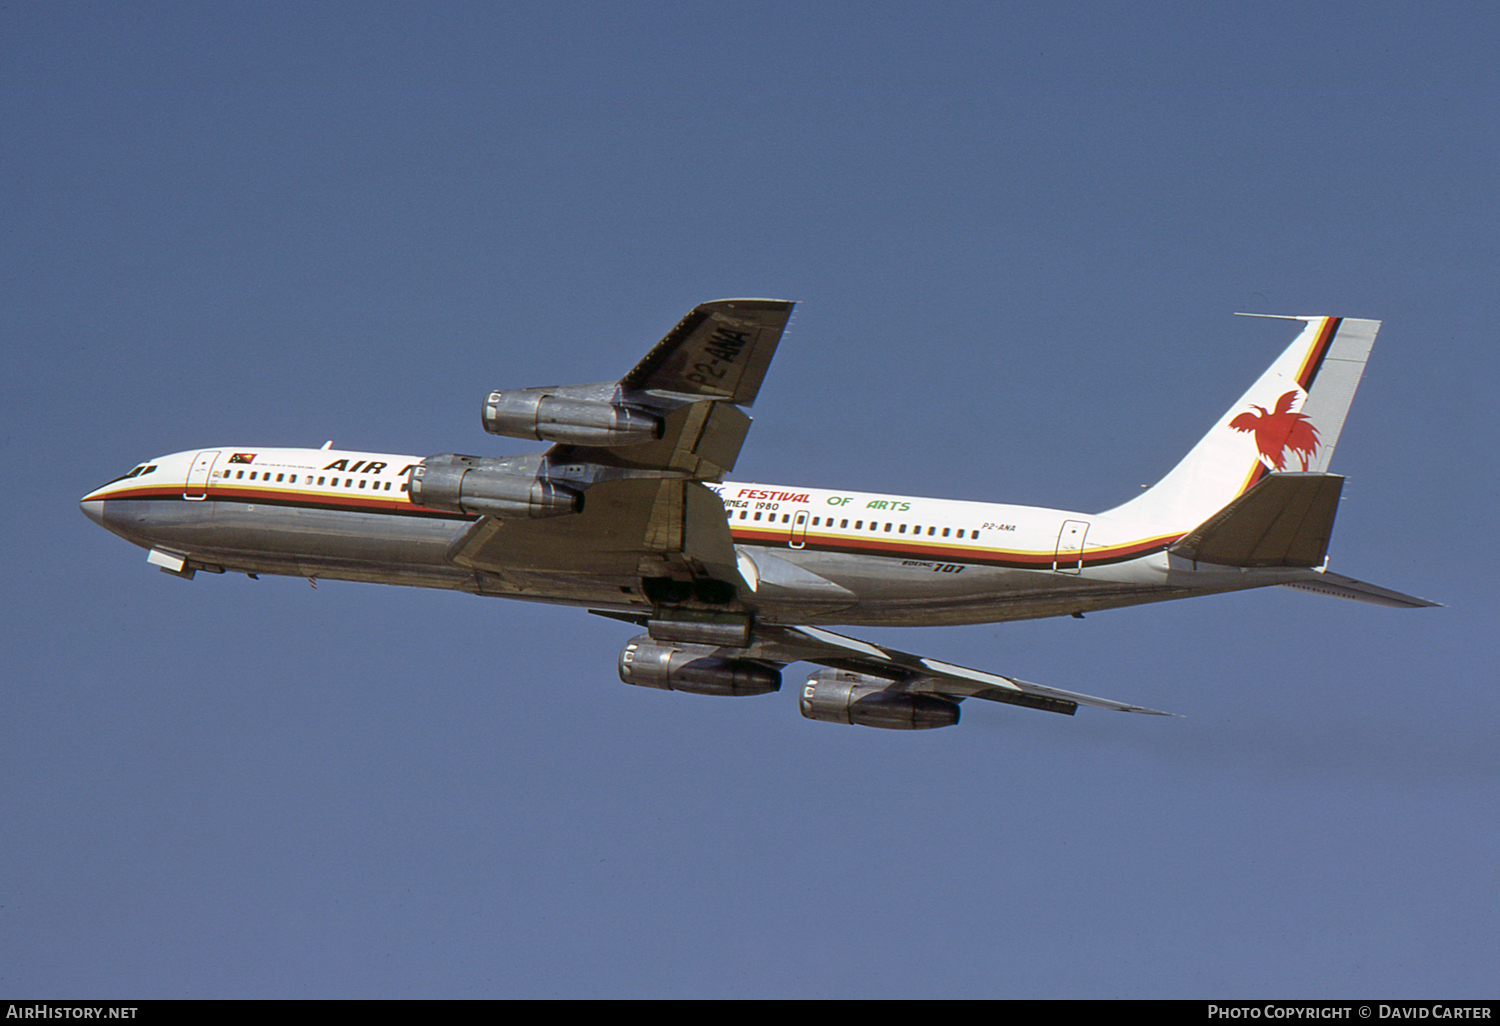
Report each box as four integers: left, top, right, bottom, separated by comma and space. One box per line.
184, 450, 220, 500
1054, 520, 1089, 574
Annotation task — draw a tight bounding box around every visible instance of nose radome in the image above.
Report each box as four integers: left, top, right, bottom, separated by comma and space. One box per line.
81, 498, 106, 527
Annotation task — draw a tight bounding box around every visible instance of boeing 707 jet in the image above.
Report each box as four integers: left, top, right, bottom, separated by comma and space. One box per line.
81, 300, 1435, 729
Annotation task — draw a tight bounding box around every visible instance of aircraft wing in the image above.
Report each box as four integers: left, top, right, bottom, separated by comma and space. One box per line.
450, 477, 740, 584
593, 614, 1175, 716
754, 624, 1176, 716
450, 300, 794, 585
545, 298, 795, 480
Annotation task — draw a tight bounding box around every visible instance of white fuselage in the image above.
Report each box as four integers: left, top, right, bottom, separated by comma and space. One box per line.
81, 445, 1291, 627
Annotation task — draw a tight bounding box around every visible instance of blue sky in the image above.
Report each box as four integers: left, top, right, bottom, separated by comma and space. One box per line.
5, 2, 1496, 998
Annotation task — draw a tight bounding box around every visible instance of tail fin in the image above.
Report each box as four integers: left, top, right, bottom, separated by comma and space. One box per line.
1104, 316, 1379, 529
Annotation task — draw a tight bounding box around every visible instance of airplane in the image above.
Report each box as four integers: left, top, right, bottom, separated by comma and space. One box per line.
80, 300, 1436, 730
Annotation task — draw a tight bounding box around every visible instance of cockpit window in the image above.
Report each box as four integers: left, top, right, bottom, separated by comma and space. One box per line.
103, 463, 158, 485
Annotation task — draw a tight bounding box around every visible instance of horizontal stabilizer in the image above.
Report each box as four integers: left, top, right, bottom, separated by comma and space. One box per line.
1170, 472, 1343, 568
1280, 570, 1440, 608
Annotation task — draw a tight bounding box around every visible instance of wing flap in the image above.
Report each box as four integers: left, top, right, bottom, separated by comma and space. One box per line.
451, 478, 740, 584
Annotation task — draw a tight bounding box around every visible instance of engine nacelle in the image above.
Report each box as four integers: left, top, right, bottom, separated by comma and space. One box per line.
408, 454, 582, 519
618, 635, 781, 697
799, 669, 960, 730
482, 389, 663, 447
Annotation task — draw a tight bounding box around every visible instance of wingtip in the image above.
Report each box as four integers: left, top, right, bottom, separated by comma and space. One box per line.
1120, 705, 1180, 717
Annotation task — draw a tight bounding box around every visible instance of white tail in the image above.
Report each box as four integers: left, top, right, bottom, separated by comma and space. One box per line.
1104, 316, 1380, 530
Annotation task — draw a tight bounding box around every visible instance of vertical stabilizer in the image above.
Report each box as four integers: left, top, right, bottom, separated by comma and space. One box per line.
1104, 316, 1379, 529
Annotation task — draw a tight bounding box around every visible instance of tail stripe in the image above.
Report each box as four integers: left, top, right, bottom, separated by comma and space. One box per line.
1294, 317, 1341, 392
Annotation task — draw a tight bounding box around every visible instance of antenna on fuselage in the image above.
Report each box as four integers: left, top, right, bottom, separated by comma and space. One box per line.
319, 440, 333, 450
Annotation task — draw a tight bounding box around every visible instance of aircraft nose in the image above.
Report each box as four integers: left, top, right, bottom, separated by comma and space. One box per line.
81, 498, 106, 527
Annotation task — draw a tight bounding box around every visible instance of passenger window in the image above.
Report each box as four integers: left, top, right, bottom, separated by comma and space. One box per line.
899, 524, 907, 534
317, 476, 325, 485
739, 510, 747, 519
237, 470, 245, 479
840, 519, 848, 529
942, 528, 950, 537
754, 512, 762, 521
884, 523, 892, 532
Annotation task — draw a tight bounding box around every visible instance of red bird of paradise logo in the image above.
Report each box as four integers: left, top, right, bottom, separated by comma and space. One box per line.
1230, 389, 1320, 470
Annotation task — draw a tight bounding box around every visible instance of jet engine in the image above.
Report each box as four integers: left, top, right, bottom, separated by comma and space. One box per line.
798, 669, 960, 730
618, 635, 781, 697
482, 389, 663, 446
408, 454, 582, 519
